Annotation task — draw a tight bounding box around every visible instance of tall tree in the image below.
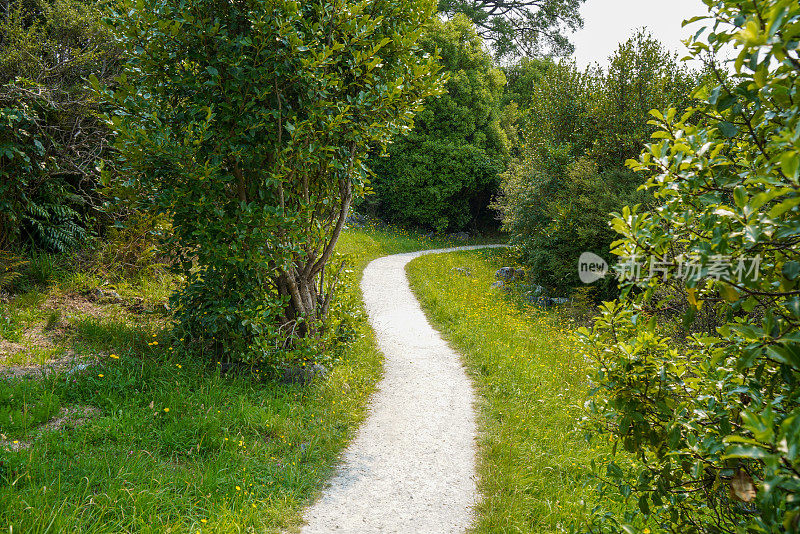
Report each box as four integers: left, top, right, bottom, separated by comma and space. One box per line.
437, 0, 585, 59
107, 0, 442, 364
493, 32, 699, 299
369, 14, 510, 233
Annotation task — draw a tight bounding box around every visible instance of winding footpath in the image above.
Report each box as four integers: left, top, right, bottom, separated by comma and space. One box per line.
301, 245, 506, 534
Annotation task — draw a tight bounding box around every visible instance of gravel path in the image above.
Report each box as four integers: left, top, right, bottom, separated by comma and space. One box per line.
301, 245, 505, 534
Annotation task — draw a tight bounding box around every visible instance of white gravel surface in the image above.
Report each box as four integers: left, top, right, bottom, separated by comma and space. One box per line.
301, 245, 506, 534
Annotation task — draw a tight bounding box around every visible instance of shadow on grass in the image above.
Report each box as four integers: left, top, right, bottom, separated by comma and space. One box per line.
70, 316, 160, 355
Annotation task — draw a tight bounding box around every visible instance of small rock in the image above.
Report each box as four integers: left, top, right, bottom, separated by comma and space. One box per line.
345, 213, 365, 228
491, 281, 505, 289
91, 287, 122, 303
496, 267, 527, 283
451, 231, 469, 241
528, 295, 550, 307
494, 267, 515, 281
526, 284, 544, 297
128, 297, 145, 312
67, 363, 91, 376
452, 267, 472, 277
549, 297, 570, 306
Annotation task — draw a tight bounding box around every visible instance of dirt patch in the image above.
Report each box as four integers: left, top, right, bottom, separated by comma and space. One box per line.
0, 405, 101, 451
0, 293, 92, 359
45, 291, 108, 318
0, 326, 61, 369
0, 339, 26, 359
0, 291, 112, 369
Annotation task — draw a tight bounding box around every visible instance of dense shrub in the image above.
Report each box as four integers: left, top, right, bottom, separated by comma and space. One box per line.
106, 0, 442, 364
368, 14, 510, 233
501, 57, 549, 154
582, 1, 800, 531
494, 31, 698, 300
0, 0, 120, 252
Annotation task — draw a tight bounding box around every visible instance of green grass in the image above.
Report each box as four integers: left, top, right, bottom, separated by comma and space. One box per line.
335, 221, 501, 270
407, 248, 608, 534
0, 223, 494, 533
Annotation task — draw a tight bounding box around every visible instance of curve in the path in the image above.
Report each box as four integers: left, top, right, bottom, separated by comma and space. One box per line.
301, 245, 506, 534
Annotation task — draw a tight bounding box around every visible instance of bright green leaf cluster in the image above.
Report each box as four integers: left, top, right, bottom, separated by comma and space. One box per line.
583, 1, 800, 531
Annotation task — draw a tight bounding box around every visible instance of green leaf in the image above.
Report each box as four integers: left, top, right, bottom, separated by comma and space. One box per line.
785, 297, 800, 318
781, 151, 800, 182
742, 409, 774, 442
767, 345, 800, 369
718, 282, 739, 303
638, 495, 651, 515
716, 93, 737, 111
783, 261, 800, 281
768, 195, 800, 217
724, 445, 773, 460
717, 121, 738, 138
733, 185, 747, 208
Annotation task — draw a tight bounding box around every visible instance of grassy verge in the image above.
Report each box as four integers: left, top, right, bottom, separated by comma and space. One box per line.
407, 248, 607, 533
0, 223, 491, 533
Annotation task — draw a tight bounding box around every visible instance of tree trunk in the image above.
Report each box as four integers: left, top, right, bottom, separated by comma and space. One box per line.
278, 267, 320, 336
276, 145, 356, 339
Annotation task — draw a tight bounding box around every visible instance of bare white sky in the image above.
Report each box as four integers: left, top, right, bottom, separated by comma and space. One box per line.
570, 0, 711, 69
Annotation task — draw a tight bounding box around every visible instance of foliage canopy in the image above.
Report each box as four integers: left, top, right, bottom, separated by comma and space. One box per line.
0, 0, 119, 251
369, 14, 509, 233
437, 0, 585, 59
582, 1, 800, 531
106, 0, 442, 364
494, 32, 698, 300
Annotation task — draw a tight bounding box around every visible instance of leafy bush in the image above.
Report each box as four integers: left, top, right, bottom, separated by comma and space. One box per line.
0, 250, 27, 291
494, 32, 698, 300
368, 14, 510, 233
581, 1, 800, 531
106, 0, 442, 365
0, 0, 120, 252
